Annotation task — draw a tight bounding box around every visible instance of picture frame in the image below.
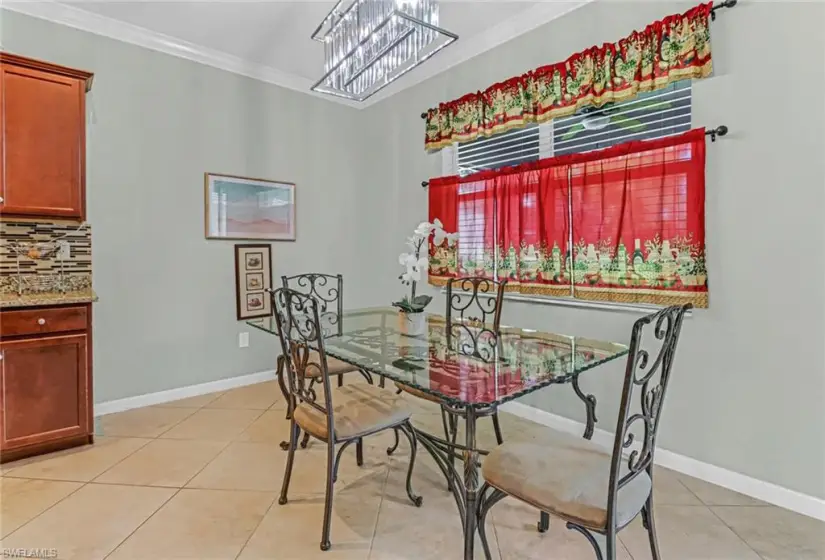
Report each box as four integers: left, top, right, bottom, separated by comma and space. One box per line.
205, 172, 296, 241
234, 244, 273, 320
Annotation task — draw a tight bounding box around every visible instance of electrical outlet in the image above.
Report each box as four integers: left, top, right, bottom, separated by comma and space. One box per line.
239, 332, 249, 348
58, 241, 71, 260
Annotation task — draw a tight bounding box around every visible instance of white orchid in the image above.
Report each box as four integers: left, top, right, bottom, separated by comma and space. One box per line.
414, 221, 436, 237
394, 218, 457, 314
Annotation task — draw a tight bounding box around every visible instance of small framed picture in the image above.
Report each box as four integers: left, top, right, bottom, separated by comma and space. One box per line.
234, 244, 273, 320
205, 172, 296, 241
246, 272, 264, 291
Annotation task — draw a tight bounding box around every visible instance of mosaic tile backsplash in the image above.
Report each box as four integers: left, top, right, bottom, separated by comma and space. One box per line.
0, 221, 92, 294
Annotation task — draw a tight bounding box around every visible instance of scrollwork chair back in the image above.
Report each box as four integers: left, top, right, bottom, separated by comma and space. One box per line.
282, 273, 344, 337
445, 277, 508, 361
605, 304, 691, 529
271, 287, 334, 439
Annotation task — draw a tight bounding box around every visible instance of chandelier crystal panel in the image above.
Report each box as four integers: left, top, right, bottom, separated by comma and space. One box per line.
311, 0, 457, 102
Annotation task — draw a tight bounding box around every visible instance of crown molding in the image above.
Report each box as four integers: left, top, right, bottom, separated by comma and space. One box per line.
2, 1, 592, 110
1, 1, 361, 109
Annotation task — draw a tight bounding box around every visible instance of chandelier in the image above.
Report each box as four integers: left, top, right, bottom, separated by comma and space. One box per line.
311, 0, 457, 102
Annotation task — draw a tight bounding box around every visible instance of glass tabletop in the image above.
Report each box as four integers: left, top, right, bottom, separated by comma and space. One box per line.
248, 307, 628, 408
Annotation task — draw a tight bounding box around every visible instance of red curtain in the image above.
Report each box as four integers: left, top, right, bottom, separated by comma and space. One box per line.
428, 128, 708, 307
427, 176, 459, 286
569, 128, 707, 307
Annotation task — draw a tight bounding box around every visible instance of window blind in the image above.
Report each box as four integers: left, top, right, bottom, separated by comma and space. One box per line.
456, 124, 550, 176
552, 81, 692, 156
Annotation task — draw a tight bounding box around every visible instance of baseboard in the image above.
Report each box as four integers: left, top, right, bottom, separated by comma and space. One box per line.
500, 401, 825, 522
93, 369, 277, 417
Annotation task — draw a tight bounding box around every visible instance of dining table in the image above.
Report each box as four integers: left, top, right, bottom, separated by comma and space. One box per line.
248, 306, 629, 559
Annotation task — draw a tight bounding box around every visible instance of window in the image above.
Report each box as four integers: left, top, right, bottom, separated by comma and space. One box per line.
553, 80, 692, 155
444, 80, 691, 173
432, 81, 707, 308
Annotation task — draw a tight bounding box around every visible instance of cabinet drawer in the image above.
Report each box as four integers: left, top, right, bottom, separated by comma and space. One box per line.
1, 306, 88, 337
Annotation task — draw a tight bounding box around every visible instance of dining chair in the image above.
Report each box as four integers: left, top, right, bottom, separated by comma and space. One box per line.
282, 273, 373, 388
394, 276, 508, 464
476, 304, 691, 560
280, 274, 377, 457
272, 287, 423, 552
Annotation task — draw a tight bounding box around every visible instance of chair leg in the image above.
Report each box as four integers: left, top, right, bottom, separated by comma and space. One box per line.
357, 369, 374, 385
300, 431, 311, 449
439, 407, 453, 491
397, 423, 423, 507
386, 428, 400, 456
338, 373, 344, 388
320, 438, 335, 551
278, 419, 299, 505
356, 438, 364, 467
566, 523, 604, 560
538, 512, 550, 533
447, 412, 458, 472
276, 356, 291, 420
491, 411, 504, 446
641, 496, 661, 560
477, 484, 507, 560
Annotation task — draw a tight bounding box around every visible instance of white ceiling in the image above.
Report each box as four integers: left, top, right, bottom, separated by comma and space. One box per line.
5, 1, 589, 107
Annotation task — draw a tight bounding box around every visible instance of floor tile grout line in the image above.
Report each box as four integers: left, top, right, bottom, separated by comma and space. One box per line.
671, 475, 708, 506
100, 487, 183, 560
151, 403, 265, 439
490, 506, 504, 560
177, 438, 233, 489
233, 490, 281, 560
85, 437, 155, 484
1, 479, 89, 540
133, 405, 200, 439
704, 505, 769, 560
367, 459, 394, 559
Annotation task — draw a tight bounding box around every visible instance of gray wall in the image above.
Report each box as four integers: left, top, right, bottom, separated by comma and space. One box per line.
361, 1, 825, 499
1, 11, 380, 403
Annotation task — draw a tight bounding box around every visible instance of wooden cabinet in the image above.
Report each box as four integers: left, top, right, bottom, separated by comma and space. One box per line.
0, 305, 93, 462
0, 53, 93, 220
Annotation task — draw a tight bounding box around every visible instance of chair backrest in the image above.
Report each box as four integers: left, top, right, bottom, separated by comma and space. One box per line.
606, 304, 691, 527
282, 273, 344, 336
271, 287, 334, 435
445, 277, 508, 362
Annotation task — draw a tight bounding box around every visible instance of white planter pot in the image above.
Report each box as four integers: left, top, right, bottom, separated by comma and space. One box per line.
402, 312, 427, 337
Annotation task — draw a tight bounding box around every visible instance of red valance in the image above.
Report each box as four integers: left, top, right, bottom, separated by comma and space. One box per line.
428, 128, 708, 308
424, 3, 713, 152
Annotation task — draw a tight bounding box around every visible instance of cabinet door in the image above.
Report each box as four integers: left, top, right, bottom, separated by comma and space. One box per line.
0, 63, 84, 219
0, 334, 89, 452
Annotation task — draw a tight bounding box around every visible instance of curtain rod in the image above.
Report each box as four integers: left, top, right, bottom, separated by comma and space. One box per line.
420, 125, 728, 187
710, 0, 737, 20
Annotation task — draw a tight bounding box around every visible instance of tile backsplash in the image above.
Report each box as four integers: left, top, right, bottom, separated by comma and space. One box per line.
0, 221, 92, 294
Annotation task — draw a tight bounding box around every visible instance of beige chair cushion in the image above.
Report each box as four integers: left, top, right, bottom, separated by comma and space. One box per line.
395, 381, 442, 404
299, 350, 360, 378
294, 383, 411, 441
482, 434, 651, 531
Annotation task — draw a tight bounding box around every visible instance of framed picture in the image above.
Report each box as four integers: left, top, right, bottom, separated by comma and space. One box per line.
205, 172, 296, 241
234, 244, 273, 320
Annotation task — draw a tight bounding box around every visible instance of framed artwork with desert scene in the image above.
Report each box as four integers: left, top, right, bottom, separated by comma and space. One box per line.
205, 172, 296, 241
234, 244, 273, 320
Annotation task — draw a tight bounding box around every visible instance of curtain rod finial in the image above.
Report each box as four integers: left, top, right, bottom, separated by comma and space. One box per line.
711, 0, 737, 20
707, 125, 728, 142
421, 181, 429, 188
420, 112, 428, 119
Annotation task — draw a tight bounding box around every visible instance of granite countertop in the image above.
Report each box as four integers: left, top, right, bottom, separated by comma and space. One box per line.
0, 290, 98, 309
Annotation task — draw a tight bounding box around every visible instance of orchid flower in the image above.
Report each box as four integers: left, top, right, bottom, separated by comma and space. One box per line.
394, 218, 457, 313
414, 221, 435, 237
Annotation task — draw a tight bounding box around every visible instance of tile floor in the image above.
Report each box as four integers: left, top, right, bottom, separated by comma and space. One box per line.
1, 380, 823, 560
